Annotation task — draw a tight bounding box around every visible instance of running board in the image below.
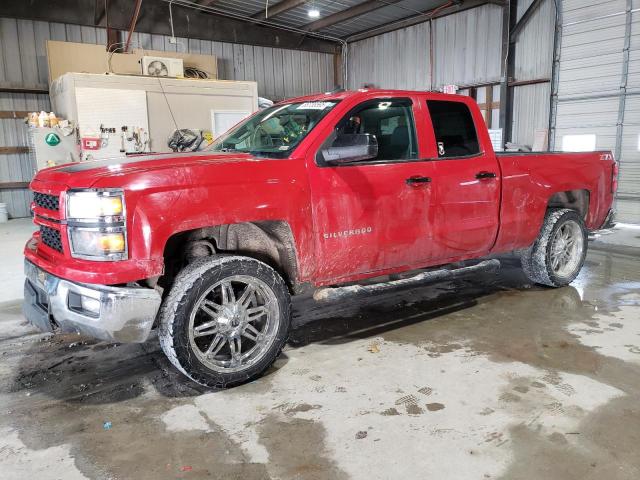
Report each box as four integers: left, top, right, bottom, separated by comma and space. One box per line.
313, 259, 501, 302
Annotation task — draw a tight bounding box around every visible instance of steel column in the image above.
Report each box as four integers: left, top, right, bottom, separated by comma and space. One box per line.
614, 0, 632, 163
499, 0, 516, 146
548, 0, 562, 151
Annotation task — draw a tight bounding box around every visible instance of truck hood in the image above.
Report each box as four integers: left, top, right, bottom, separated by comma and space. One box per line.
31, 151, 260, 189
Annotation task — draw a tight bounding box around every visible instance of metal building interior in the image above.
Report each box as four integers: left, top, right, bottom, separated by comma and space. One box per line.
0, 1, 639, 479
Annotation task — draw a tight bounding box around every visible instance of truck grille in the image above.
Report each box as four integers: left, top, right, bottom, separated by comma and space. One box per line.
40, 226, 63, 253
33, 192, 60, 211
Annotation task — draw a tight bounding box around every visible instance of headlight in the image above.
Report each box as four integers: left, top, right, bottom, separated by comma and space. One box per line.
66, 189, 128, 261
67, 190, 124, 221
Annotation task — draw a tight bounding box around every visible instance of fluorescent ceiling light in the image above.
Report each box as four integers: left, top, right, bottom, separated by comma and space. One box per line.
308, 8, 320, 18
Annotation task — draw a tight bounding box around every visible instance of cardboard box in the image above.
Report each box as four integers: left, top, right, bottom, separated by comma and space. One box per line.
46, 41, 217, 84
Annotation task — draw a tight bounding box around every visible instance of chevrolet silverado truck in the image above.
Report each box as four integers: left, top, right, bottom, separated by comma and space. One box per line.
23, 89, 617, 387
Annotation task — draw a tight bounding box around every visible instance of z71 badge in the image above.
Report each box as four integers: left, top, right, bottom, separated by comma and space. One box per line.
323, 227, 373, 239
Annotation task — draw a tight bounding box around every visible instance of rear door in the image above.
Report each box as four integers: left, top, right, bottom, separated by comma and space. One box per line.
426, 99, 501, 259
306, 96, 437, 283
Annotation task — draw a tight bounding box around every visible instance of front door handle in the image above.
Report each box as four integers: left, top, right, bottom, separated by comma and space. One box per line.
406, 176, 432, 186
476, 171, 497, 180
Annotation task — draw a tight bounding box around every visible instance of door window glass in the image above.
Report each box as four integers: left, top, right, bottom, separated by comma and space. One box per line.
318, 98, 418, 164
427, 100, 480, 158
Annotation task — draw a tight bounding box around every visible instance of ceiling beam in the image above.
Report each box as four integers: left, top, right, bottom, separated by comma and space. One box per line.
94, 0, 107, 24
0, 0, 339, 53
304, 0, 403, 32
252, 0, 307, 20
346, 0, 493, 42
510, 0, 543, 43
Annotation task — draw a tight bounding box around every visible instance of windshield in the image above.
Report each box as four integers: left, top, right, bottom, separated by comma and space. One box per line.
209, 101, 339, 158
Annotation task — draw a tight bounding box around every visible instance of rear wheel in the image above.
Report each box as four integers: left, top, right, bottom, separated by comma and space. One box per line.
521, 208, 588, 287
158, 256, 291, 388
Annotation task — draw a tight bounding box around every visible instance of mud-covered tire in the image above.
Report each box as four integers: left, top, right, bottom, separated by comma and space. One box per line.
158, 255, 291, 388
521, 208, 588, 287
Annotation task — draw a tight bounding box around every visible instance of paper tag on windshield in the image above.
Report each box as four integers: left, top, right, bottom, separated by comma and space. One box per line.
297, 102, 332, 110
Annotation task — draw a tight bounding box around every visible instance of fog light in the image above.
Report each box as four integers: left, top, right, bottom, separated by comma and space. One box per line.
81, 296, 101, 315
68, 291, 101, 317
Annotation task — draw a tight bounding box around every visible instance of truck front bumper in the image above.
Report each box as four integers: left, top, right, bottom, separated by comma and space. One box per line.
23, 260, 162, 343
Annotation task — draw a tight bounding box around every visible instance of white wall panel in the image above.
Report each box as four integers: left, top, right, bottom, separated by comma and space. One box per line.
515, 0, 555, 80
511, 0, 556, 147
511, 82, 552, 147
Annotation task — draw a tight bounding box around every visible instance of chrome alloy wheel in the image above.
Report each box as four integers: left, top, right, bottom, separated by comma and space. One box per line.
549, 220, 584, 277
188, 275, 279, 373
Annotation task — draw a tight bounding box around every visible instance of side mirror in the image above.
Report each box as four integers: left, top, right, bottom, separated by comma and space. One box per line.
322, 134, 378, 164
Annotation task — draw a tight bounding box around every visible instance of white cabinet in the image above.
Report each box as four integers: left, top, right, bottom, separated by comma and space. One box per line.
50, 73, 258, 161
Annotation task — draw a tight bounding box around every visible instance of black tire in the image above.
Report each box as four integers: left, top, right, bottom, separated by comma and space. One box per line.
158, 255, 291, 388
521, 208, 588, 287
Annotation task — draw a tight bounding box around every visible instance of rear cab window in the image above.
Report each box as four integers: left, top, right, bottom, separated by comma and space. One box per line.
427, 100, 480, 158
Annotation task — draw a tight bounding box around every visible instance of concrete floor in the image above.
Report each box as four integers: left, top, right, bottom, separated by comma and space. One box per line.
1, 219, 639, 480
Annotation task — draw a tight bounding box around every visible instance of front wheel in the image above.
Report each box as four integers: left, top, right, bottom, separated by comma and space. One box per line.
521, 208, 588, 287
158, 255, 291, 388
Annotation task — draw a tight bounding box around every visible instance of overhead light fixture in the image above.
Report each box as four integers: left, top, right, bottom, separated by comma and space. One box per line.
308, 8, 320, 18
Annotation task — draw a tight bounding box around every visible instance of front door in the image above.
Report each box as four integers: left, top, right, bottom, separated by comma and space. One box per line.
306, 97, 436, 284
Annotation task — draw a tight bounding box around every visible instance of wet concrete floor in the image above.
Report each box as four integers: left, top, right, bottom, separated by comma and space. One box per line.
0, 239, 639, 479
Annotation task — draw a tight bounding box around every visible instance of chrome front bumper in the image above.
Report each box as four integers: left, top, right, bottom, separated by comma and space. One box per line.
23, 260, 162, 343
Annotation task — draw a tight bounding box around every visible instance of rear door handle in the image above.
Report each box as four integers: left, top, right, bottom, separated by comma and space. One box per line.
476, 171, 497, 180
406, 176, 432, 186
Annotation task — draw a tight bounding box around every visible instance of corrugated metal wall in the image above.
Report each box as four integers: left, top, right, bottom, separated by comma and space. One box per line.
347, 2, 554, 150
511, 0, 555, 147
346, 23, 430, 91
551, 0, 639, 223
432, 4, 504, 88
347, 3, 503, 90
0, 18, 335, 218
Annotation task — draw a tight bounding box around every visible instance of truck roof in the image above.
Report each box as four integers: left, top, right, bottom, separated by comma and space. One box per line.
280, 88, 460, 104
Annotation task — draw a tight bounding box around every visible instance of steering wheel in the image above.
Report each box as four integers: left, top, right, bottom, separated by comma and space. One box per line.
250, 124, 274, 148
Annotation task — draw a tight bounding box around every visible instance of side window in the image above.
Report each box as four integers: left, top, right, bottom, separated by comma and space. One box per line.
317, 98, 418, 164
427, 100, 480, 158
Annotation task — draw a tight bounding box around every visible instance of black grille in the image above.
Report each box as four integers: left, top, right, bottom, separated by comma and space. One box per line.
40, 226, 63, 253
33, 192, 59, 211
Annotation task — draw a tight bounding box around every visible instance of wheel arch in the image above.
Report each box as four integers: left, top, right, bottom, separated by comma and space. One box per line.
162, 220, 301, 293
547, 189, 590, 219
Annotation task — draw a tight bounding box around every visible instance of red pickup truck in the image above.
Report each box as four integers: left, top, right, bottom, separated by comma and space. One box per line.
23, 89, 617, 387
